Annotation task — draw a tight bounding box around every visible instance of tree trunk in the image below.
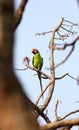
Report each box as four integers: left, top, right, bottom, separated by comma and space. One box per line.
0, 1, 39, 130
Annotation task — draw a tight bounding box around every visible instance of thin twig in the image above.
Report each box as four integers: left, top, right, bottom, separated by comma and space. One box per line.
62, 23, 73, 27
68, 74, 77, 81
14, 68, 27, 71
54, 20, 78, 41
55, 73, 69, 80
35, 30, 53, 36
49, 35, 79, 69
64, 20, 79, 26
35, 17, 64, 36
50, 35, 79, 51
55, 73, 77, 82
58, 109, 79, 121
35, 80, 54, 105
57, 30, 68, 38
54, 100, 60, 121
61, 26, 76, 34
55, 47, 74, 68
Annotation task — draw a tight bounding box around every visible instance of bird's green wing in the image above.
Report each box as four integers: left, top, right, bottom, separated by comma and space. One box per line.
38, 56, 43, 70
41, 57, 43, 68
32, 56, 34, 66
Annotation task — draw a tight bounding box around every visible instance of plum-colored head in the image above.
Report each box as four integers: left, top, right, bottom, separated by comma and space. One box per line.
31, 48, 39, 54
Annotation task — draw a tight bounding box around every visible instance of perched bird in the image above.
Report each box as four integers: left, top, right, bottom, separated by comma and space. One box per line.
32, 48, 43, 94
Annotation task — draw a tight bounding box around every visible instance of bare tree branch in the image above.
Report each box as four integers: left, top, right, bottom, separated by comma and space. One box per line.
24, 64, 51, 80
55, 73, 69, 80
40, 118, 79, 130
36, 18, 78, 42
38, 18, 78, 111
35, 30, 53, 36
28, 100, 51, 123
38, 18, 65, 111
35, 80, 54, 105
14, 0, 28, 30
49, 35, 79, 51
49, 35, 79, 69
58, 109, 79, 121
54, 100, 60, 121
35, 17, 64, 36
14, 67, 27, 71
55, 73, 77, 81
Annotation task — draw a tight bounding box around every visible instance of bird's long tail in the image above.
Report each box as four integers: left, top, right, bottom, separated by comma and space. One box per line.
38, 72, 43, 98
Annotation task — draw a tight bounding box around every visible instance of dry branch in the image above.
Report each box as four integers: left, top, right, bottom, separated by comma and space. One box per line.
54, 100, 59, 121
39, 18, 66, 111
28, 100, 51, 123
40, 118, 79, 130
25, 64, 51, 80
49, 35, 79, 69
14, 0, 28, 30
36, 18, 78, 42
55, 73, 77, 81
50, 35, 79, 51
57, 109, 79, 121
55, 73, 69, 80
35, 80, 54, 105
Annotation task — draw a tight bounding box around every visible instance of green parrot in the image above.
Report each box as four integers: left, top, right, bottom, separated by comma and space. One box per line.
32, 48, 43, 94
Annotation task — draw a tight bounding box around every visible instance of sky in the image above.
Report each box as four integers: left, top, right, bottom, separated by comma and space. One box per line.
14, 0, 79, 128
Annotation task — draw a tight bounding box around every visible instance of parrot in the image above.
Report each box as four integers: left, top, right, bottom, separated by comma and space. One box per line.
32, 48, 43, 95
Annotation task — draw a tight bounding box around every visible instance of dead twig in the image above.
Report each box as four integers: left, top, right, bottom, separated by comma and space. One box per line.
14, 68, 27, 71
35, 80, 54, 105
35, 30, 53, 36
50, 35, 79, 51
25, 64, 51, 80
49, 35, 79, 69
54, 100, 60, 121
55, 73, 77, 81
57, 109, 79, 121
40, 18, 65, 111
35, 17, 64, 36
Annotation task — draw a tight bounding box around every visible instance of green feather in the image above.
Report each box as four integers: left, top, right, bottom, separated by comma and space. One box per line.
37, 72, 42, 92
